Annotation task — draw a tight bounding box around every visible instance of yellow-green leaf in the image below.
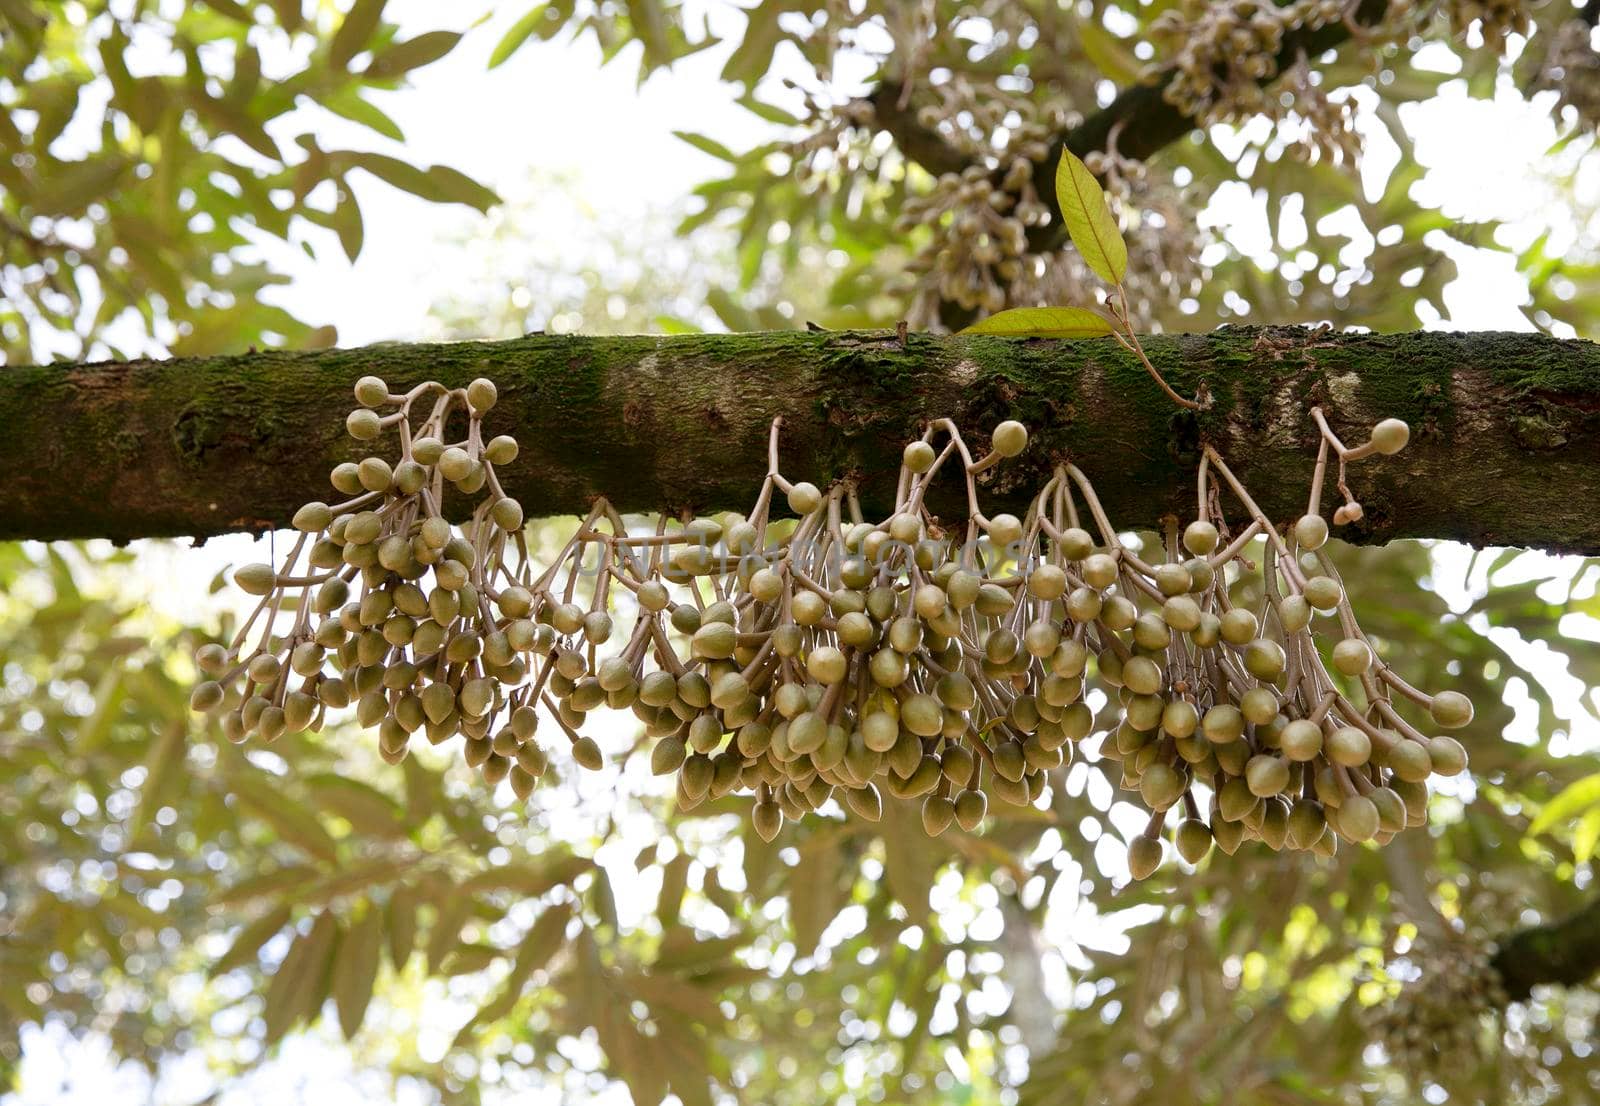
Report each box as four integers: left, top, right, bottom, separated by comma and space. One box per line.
363, 30, 460, 80
263, 912, 339, 1045
1528, 771, 1600, 836
1575, 807, 1600, 863
490, 4, 550, 68
210, 904, 291, 978
1054, 148, 1127, 285
959, 306, 1115, 339
387, 885, 418, 971
333, 903, 383, 1039
330, 0, 387, 70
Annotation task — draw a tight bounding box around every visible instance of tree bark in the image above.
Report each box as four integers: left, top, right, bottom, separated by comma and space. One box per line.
5, 326, 1600, 551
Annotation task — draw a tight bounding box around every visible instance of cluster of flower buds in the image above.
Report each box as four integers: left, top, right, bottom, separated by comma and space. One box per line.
195, 388, 1473, 871
1370, 935, 1509, 1081
1150, 0, 1346, 125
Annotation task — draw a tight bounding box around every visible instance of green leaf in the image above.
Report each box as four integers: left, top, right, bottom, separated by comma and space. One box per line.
490, 4, 549, 68
333, 903, 383, 1039
364, 30, 461, 79
320, 88, 405, 142
959, 306, 1115, 339
1054, 148, 1127, 285
422, 165, 500, 211
1575, 807, 1600, 863
263, 911, 339, 1045
1528, 771, 1600, 837
673, 130, 737, 162
210, 904, 291, 978
451, 903, 572, 1047
387, 885, 418, 971
330, 0, 387, 70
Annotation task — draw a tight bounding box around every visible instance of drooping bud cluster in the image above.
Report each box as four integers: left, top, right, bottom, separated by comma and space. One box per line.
195, 387, 1474, 869
1150, 0, 1347, 125
1443, 0, 1531, 54
1370, 936, 1509, 1081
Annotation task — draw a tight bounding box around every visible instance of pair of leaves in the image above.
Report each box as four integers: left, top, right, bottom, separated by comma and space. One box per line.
959, 148, 1127, 338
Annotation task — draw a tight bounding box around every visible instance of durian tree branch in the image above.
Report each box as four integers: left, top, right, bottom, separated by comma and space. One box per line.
1492, 894, 1600, 1003
5, 325, 1600, 550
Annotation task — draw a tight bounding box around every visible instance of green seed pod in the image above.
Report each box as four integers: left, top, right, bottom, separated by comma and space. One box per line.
294, 501, 333, 534
683, 712, 721, 754
1081, 553, 1118, 590
408, 436, 443, 465
1279, 719, 1323, 761
752, 800, 783, 842
571, 736, 604, 771
257, 706, 288, 743
843, 782, 882, 822
1162, 595, 1202, 633
353, 375, 389, 407
190, 680, 224, 712
485, 434, 519, 465
1058, 527, 1094, 561
1243, 639, 1286, 682
1202, 704, 1245, 744
438, 447, 474, 483
934, 672, 977, 712
1293, 514, 1329, 552
903, 440, 936, 473
1331, 638, 1373, 676
1336, 794, 1379, 842
1303, 575, 1342, 611
787, 712, 827, 756
1132, 613, 1171, 652
835, 611, 876, 649
652, 736, 691, 777
1100, 595, 1137, 631
1153, 563, 1191, 597
1127, 837, 1163, 880
988, 514, 1023, 550
990, 419, 1028, 457
1161, 699, 1199, 739
1183, 520, 1219, 556
1245, 754, 1289, 797
921, 795, 956, 836
1426, 735, 1468, 776
1140, 761, 1187, 810
1219, 608, 1258, 645
1175, 818, 1212, 864
786, 481, 822, 515
346, 408, 382, 440
1369, 417, 1410, 455
357, 456, 392, 493
1239, 686, 1279, 726
467, 377, 498, 414
234, 562, 277, 596
865, 647, 905, 688
491, 497, 524, 532
1217, 776, 1259, 822
1121, 656, 1163, 697
1429, 691, 1474, 730
1278, 595, 1312, 633
1326, 725, 1371, 767
901, 693, 944, 738
1065, 586, 1102, 623
862, 710, 899, 753
803, 644, 846, 685
1051, 639, 1089, 679
1388, 738, 1433, 783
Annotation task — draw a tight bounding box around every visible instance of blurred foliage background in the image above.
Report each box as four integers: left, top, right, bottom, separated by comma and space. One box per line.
4, 0, 1600, 1104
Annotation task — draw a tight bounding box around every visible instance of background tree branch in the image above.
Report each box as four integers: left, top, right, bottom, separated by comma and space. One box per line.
1493, 895, 1600, 1003
6, 326, 1600, 549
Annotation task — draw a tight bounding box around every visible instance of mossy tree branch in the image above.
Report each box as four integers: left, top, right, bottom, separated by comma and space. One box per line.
5, 326, 1600, 550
